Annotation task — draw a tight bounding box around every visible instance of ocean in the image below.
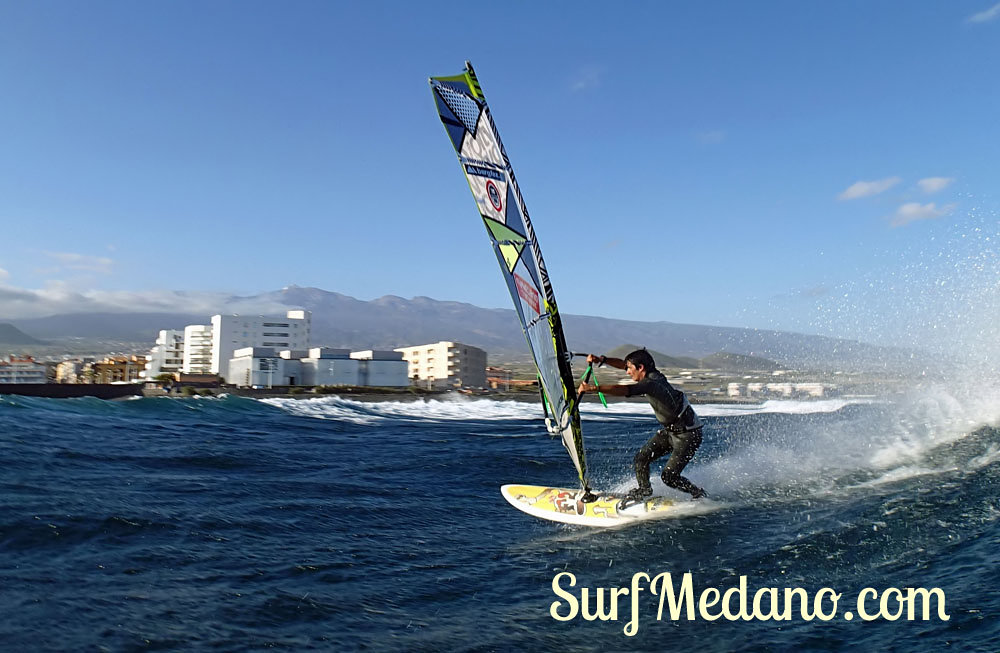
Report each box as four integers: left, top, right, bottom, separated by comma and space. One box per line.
2, 387, 999, 651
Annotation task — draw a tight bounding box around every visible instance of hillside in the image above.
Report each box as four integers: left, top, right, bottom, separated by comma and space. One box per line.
604, 345, 781, 371
699, 351, 782, 372
0, 323, 46, 345
604, 345, 700, 369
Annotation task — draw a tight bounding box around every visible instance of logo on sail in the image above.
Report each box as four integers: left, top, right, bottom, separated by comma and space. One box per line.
486, 180, 503, 212
513, 273, 540, 314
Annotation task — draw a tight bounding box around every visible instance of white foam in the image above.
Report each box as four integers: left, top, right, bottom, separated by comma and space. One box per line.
697, 398, 875, 417
261, 396, 384, 425
699, 379, 1000, 503
861, 465, 948, 487
261, 395, 547, 425
868, 384, 1000, 470
969, 444, 1000, 470
260, 394, 872, 426
583, 397, 877, 419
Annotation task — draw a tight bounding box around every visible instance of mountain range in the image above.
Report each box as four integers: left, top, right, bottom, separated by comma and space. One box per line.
5, 286, 919, 372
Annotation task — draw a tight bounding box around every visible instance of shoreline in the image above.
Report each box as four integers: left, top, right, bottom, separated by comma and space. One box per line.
2, 385, 842, 406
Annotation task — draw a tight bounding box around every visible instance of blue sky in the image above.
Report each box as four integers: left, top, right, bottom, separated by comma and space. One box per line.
1, 1, 998, 350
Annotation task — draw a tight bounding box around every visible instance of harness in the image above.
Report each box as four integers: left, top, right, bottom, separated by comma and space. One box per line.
667, 404, 698, 433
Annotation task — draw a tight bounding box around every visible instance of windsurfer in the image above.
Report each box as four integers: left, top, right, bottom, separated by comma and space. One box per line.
577, 349, 707, 506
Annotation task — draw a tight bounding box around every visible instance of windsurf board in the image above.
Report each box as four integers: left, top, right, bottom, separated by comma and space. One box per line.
501, 484, 683, 528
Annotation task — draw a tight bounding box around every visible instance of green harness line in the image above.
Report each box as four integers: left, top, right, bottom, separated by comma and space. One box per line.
581, 363, 608, 408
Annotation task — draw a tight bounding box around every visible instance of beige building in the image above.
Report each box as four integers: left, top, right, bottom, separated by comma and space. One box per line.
395, 341, 487, 389
56, 359, 91, 384
88, 355, 148, 384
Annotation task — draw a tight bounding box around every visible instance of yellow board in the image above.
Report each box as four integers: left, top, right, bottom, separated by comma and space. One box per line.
500, 484, 680, 528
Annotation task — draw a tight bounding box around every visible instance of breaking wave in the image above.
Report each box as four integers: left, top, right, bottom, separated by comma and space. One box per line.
259, 394, 879, 425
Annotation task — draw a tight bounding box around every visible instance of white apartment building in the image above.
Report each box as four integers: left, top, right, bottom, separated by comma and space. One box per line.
145, 329, 185, 379
394, 341, 487, 388
182, 325, 213, 374
0, 356, 47, 384
350, 350, 409, 387
728, 381, 831, 399
228, 347, 407, 388
300, 348, 360, 386
211, 310, 311, 377
229, 347, 292, 388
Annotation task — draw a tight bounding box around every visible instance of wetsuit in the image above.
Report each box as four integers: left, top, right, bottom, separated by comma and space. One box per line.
625, 369, 705, 497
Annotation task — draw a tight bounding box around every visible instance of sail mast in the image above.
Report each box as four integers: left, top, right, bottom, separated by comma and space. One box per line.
429, 62, 589, 490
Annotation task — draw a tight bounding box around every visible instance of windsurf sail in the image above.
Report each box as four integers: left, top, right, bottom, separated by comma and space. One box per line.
429, 62, 590, 492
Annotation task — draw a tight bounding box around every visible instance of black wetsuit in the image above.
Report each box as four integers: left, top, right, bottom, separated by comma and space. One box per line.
625, 369, 705, 497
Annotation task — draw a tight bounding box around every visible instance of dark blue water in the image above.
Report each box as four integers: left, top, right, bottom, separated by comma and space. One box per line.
2, 391, 999, 651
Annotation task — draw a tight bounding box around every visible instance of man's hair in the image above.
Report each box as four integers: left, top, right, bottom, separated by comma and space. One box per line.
625, 348, 656, 371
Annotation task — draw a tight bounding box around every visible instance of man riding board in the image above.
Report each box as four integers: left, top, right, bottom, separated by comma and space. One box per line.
577, 348, 707, 507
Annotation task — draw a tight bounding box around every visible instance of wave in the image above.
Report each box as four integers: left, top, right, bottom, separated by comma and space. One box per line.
0, 390, 883, 427
6, 389, 995, 502
697, 381, 1000, 505
260, 394, 879, 425
697, 397, 878, 417
259, 396, 541, 425
0, 393, 283, 419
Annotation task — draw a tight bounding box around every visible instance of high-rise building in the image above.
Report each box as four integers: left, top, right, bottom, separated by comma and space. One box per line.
182, 325, 213, 374
210, 310, 311, 376
145, 329, 185, 379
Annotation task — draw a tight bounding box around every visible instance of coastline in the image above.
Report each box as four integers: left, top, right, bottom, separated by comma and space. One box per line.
1, 384, 821, 406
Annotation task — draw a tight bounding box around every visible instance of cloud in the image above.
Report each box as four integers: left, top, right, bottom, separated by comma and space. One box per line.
42, 251, 114, 274
837, 176, 902, 200
696, 130, 727, 145
0, 267, 8, 281
569, 65, 607, 92
891, 202, 956, 227
968, 2, 1000, 23
917, 177, 954, 194
0, 283, 290, 320
767, 284, 833, 304
797, 285, 831, 299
